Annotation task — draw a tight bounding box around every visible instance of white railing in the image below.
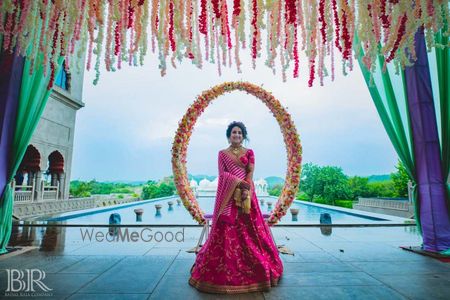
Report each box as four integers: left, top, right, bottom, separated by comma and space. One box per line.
14, 191, 33, 202
12, 179, 35, 202
13, 195, 140, 219
357, 198, 409, 211
12, 177, 64, 204
41, 181, 59, 201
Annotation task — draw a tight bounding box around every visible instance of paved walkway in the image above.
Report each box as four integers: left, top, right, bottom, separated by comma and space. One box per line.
1, 225, 449, 299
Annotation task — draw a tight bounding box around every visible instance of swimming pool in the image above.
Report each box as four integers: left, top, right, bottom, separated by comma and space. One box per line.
46, 196, 390, 225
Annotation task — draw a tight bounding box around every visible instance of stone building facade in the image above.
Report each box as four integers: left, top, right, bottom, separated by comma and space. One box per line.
13, 59, 85, 203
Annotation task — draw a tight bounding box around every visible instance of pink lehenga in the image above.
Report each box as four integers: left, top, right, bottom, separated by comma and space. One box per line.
189, 148, 283, 294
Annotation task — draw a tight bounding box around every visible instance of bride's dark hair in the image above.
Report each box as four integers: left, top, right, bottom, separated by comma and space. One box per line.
226, 121, 249, 141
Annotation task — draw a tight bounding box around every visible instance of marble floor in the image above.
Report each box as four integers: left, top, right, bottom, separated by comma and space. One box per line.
1, 224, 449, 300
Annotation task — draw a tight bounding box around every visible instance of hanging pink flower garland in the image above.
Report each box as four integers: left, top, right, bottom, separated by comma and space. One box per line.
0, 0, 448, 87
171, 81, 302, 225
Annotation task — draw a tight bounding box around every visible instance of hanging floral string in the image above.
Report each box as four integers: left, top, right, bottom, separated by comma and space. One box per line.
232, 0, 242, 72
0, 0, 449, 87
250, 0, 259, 68
306, 0, 318, 86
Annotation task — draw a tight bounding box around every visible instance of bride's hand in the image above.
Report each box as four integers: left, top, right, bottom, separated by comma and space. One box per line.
239, 180, 251, 190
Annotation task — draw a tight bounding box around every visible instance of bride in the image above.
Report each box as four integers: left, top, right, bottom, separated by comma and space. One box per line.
189, 121, 283, 294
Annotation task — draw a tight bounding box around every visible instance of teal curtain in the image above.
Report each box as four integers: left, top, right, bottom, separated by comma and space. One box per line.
0, 54, 63, 254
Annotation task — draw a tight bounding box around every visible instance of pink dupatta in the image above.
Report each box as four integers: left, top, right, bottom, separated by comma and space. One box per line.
212, 149, 254, 226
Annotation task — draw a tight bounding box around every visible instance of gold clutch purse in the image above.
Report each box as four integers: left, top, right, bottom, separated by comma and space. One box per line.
234, 187, 251, 214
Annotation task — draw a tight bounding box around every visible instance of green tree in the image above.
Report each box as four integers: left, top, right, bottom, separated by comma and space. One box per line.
367, 181, 395, 198
268, 184, 283, 196
390, 160, 410, 198
141, 179, 176, 199
160, 176, 176, 191
300, 163, 349, 204
70, 180, 92, 197
158, 182, 176, 196
112, 187, 133, 193
71, 180, 137, 197
141, 182, 159, 199
348, 176, 369, 200
318, 166, 349, 204
90, 180, 112, 194
300, 163, 321, 201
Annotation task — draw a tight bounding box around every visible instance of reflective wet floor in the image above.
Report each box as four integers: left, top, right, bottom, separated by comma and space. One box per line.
1, 224, 450, 299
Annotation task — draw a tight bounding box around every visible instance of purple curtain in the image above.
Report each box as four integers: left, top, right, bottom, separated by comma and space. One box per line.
0, 51, 24, 199
404, 28, 450, 252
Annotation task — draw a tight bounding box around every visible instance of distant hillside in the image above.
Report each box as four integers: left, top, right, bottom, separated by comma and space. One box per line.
94, 174, 391, 186
265, 176, 284, 188
183, 175, 284, 186
188, 174, 217, 184
367, 174, 391, 182
92, 180, 146, 186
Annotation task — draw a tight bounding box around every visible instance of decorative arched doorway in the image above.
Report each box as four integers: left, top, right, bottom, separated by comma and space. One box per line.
13, 145, 41, 202
46, 151, 65, 200
16, 145, 41, 186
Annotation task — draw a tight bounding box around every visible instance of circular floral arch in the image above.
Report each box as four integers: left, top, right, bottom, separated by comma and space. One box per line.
171, 82, 302, 225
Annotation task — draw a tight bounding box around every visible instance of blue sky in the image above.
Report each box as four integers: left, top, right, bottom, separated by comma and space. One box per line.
71, 48, 398, 182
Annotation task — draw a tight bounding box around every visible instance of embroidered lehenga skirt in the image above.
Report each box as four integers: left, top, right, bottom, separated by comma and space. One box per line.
189, 149, 283, 294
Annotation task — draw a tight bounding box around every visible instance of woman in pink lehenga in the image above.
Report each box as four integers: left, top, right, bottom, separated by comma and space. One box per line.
189, 121, 283, 294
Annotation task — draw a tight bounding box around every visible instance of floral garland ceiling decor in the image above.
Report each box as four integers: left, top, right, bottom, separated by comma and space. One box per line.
1, 0, 448, 88
171, 81, 302, 225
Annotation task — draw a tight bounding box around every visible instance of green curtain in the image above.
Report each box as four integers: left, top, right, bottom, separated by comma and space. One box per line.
354, 34, 420, 230
355, 18, 450, 232
435, 21, 449, 193
0, 54, 63, 254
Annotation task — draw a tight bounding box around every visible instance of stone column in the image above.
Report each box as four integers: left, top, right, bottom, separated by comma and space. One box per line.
51, 173, 58, 187
59, 172, 66, 200
27, 171, 33, 186
35, 171, 42, 201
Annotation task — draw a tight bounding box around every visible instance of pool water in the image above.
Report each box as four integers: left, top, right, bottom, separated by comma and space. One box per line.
47, 196, 388, 224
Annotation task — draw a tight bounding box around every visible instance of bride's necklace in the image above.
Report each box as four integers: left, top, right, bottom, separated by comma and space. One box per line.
229, 145, 243, 157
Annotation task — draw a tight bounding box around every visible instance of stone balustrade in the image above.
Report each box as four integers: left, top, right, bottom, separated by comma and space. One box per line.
354, 197, 414, 218
13, 195, 140, 220
356, 198, 410, 210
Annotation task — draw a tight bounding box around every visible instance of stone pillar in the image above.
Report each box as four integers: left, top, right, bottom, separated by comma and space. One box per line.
59, 172, 66, 200
51, 173, 58, 187
35, 171, 42, 201
27, 171, 33, 186
407, 181, 413, 203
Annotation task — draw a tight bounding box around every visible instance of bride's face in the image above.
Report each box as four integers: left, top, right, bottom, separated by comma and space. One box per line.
230, 126, 243, 144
